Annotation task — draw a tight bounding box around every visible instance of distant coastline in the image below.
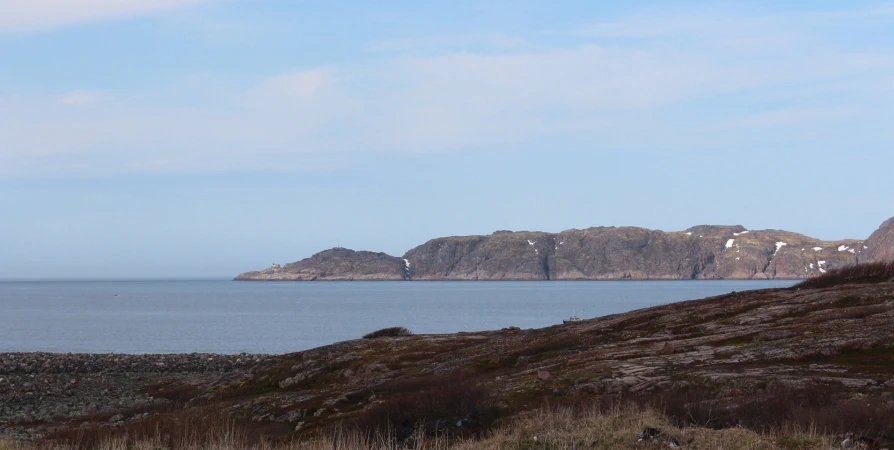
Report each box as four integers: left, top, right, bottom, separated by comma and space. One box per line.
236, 216, 894, 281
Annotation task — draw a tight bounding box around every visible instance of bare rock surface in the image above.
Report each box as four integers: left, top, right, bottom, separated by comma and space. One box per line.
865, 216, 894, 263
235, 248, 406, 281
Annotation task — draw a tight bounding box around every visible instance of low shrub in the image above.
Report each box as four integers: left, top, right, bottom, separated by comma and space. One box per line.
352, 376, 502, 442
363, 326, 412, 339
640, 384, 894, 442
795, 261, 894, 289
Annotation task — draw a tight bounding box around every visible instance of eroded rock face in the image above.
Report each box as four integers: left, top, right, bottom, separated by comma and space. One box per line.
402, 226, 866, 280
404, 232, 554, 280
235, 248, 406, 281
864, 216, 894, 262
235, 219, 890, 280
549, 227, 715, 280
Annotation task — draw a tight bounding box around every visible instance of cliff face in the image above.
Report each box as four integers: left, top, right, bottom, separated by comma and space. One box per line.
404, 232, 554, 280
234, 248, 407, 281
864, 216, 894, 262
235, 217, 894, 281
402, 226, 862, 280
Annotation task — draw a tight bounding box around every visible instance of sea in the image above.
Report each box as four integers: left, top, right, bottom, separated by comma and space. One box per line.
0, 280, 796, 354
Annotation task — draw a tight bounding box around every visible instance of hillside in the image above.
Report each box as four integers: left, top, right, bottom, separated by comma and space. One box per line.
5, 264, 894, 447
235, 217, 894, 281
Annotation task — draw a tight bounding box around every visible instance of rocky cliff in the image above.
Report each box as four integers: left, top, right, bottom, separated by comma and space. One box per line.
235, 216, 894, 281
864, 216, 894, 262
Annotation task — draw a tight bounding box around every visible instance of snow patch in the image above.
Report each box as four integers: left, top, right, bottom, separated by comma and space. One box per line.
527, 240, 535, 246
775, 242, 787, 253
685, 232, 692, 235
809, 263, 814, 269
736, 257, 740, 260
818, 260, 826, 266
813, 247, 822, 251
838, 245, 849, 252
403, 259, 410, 269
863, 245, 868, 249
733, 230, 749, 236
848, 249, 855, 253
725, 239, 735, 248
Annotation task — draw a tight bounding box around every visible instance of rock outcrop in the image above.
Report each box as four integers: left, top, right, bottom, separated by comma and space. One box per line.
864, 216, 894, 262
404, 232, 555, 280
235, 217, 894, 281
235, 248, 407, 281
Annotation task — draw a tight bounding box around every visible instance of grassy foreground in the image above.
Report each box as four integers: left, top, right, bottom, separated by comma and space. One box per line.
1, 405, 843, 450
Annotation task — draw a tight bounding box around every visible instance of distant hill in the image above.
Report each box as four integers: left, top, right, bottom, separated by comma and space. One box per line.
235, 216, 893, 281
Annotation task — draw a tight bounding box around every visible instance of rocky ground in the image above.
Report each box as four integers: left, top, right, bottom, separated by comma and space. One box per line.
0, 353, 272, 440
3, 270, 894, 446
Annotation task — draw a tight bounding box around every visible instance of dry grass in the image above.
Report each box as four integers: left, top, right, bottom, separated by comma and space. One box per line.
7, 405, 848, 450
455, 406, 836, 450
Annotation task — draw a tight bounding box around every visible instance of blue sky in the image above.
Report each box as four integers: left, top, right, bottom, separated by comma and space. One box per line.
1, 0, 893, 278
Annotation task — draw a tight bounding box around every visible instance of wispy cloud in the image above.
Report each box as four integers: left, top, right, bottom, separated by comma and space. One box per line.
726, 107, 856, 128
0, 0, 219, 33
58, 90, 99, 105
2, 4, 893, 176
366, 33, 526, 54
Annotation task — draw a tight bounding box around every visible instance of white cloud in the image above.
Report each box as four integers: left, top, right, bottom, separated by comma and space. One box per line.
249, 69, 334, 100
0, 0, 217, 33
58, 91, 98, 105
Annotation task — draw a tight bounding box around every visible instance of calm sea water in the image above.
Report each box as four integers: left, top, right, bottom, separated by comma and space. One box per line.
0, 280, 795, 354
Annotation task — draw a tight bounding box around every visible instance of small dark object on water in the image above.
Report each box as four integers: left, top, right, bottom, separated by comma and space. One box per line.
363, 326, 412, 339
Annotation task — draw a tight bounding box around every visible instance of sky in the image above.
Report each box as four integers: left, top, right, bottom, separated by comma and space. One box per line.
1, 0, 893, 279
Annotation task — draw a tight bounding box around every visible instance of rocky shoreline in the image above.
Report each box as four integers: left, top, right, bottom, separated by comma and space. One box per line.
0, 352, 273, 440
